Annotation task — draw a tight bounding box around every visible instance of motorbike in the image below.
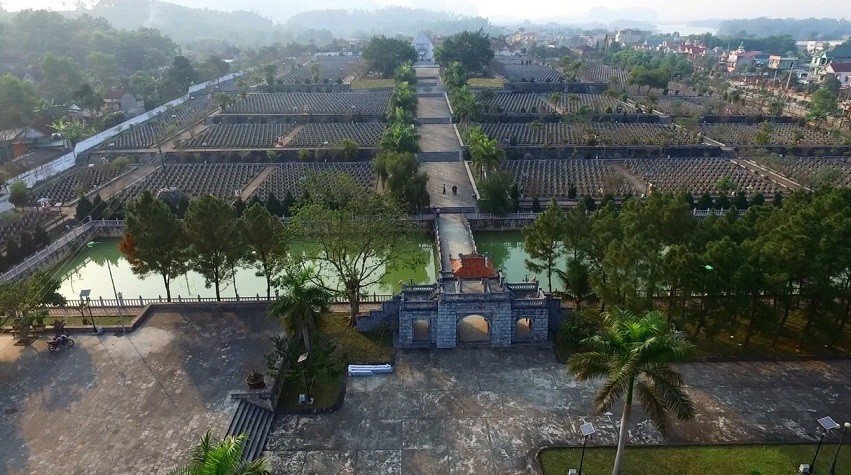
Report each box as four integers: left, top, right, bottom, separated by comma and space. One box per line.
47, 333, 75, 352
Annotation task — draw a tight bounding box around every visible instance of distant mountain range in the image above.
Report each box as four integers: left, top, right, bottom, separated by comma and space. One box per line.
78, 0, 276, 44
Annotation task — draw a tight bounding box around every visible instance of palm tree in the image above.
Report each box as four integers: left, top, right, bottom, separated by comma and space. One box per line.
468, 128, 504, 179
568, 310, 695, 475
270, 268, 331, 353
169, 430, 269, 475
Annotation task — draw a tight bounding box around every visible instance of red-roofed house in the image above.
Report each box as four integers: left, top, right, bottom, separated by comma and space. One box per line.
825, 63, 851, 88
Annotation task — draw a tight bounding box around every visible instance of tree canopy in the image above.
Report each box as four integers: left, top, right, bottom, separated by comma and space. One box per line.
434, 30, 494, 74
120, 190, 188, 302
362, 36, 418, 78
290, 172, 426, 323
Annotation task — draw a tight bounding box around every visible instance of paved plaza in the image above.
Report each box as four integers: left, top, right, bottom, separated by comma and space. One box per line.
3, 309, 850, 475
0, 308, 278, 475
265, 348, 851, 474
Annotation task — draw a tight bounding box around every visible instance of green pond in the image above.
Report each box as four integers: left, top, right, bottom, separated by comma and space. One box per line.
474, 231, 568, 292
56, 236, 438, 301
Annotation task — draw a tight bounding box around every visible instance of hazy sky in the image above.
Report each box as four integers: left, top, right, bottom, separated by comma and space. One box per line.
3, 0, 850, 22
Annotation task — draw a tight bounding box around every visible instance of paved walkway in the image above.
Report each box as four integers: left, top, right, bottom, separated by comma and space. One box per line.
417, 97, 452, 122
422, 162, 477, 210
264, 348, 851, 474
436, 214, 476, 272
0, 308, 279, 475
419, 125, 461, 153
240, 165, 277, 201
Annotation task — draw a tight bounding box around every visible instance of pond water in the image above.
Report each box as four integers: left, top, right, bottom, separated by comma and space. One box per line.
474, 231, 568, 292
55, 231, 570, 301
55, 236, 437, 301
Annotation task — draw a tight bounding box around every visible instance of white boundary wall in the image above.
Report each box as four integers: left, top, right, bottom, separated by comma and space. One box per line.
8, 72, 243, 190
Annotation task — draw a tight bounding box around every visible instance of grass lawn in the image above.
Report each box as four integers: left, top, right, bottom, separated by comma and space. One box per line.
278, 372, 345, 411
469, 77, 504, 89
539, 444, 851, 475
351, 78, 395, 89
318, 313, 394, 364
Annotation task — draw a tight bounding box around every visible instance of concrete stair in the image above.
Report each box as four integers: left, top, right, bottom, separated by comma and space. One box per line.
417, 151, 460, 162
226, 399, 274, 461
418, 116, 453, 125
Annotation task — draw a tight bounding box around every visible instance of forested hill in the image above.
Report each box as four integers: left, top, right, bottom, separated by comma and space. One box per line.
718, 17, 851, 40
282, 7, 495, 38
80, 0, 275, 45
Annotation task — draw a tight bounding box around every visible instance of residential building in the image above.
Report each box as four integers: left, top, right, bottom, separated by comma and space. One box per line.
103, 90, 146, 117
614, 29, 649, 46
809, 43, 851, 82
825, 63, 851, 88
768, 56, 798, 70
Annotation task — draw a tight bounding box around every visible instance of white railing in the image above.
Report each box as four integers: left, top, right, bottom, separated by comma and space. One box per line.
0, 221, 95, 281
464, 211, 540, 220
60, 292, 395, 309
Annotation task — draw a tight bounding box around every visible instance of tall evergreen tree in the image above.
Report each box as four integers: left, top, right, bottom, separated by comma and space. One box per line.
183, 195, 244, 301
524, 198, 565, 292
120, 190, 188, 302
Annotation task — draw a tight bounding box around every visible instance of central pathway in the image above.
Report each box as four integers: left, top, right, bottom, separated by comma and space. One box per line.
414, 65, 479, 273
436, 214, 476, 272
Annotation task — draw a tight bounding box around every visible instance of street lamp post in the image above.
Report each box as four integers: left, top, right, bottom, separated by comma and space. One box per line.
803, 416, 840, 474
87, 241, 124, 335
829, 422, 851, 475
79, 289, 100, 334
576, 422, 595, 475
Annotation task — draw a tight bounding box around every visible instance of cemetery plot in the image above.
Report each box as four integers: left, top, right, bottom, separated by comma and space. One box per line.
31, 162, 135, 205
620, 157, 782, 196
251, 162, 375, 199
578, 64, 628, 84
637, 95, 707, 116
286, 123, 385, 148
466, 123, 702, 147
226, 92, 391, 116
119, 163, 266, 202
181, 124, 296, 149
499, 63, 564, 83
699, 123, 851, 147
478, 92, 554, 114
756, 157, 851, 188
278, 57, 361, 85
550, 93, 634, 114
0, 210, 63, 241
500, 159, 632, 198
102, 95, 214, 149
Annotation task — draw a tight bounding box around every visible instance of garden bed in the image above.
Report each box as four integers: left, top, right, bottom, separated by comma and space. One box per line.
538, 443, 851, 475
320, 313, 395, 364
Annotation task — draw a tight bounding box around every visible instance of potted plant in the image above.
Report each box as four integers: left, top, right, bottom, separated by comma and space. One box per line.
246, 366, 266, 390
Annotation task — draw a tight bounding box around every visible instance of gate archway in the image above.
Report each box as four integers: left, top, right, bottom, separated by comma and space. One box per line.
457, 315, 489, 343
413, 319, 430, 341
516, 317, 532, 341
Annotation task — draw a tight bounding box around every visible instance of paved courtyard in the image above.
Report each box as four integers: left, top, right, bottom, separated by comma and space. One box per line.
0, 308, 278, 475
264, 348, 851, 474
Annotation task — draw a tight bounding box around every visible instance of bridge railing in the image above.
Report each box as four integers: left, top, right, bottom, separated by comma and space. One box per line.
0, 221, 95, 282
60, 292, 395, 309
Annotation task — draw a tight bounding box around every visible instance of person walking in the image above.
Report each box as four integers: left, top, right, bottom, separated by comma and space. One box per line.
443, 184, 446, 194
